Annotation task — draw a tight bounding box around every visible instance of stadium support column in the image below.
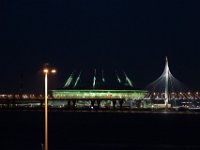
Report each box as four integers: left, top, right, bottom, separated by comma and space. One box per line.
97, 100, 101, 109
112, 100, 116, 109
67, 100, 71, 109
119, 99, 124, 110
91, 100, 95, 108
72, 100, 77, 109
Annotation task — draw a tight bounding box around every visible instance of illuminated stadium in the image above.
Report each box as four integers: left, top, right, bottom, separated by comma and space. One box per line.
51, 69, 146, 108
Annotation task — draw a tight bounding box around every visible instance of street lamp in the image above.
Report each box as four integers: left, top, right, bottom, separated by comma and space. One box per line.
43, 67, 56, 150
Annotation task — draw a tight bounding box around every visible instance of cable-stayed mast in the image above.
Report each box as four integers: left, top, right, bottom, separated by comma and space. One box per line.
146, 57, 189, 109
164, 57, 169, 110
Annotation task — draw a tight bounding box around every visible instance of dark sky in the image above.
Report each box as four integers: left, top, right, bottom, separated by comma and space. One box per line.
1, 0, 200, 93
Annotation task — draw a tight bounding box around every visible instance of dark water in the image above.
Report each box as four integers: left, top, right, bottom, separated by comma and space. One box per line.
0, 111, 200, 150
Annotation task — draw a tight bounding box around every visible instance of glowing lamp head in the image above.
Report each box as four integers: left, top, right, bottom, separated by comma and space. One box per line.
43, 69, 49, 74
43, 68, 56, 74
51, 69, 56, 74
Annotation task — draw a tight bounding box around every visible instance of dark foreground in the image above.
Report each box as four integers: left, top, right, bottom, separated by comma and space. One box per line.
0, 111, 200, 150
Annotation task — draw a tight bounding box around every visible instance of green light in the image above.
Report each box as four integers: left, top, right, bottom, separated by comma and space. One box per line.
51, 90, 147, 100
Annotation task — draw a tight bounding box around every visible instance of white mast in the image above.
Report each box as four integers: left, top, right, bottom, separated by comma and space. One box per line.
164, 57, 169, 110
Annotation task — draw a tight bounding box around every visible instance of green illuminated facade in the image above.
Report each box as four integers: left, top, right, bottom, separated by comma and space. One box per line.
52, 90, 147, 100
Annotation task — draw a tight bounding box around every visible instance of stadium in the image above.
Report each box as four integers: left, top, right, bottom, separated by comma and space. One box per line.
51, 69, 146, 109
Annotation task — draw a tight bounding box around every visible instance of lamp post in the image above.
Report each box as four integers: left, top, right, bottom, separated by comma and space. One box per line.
43, 68, 56, 150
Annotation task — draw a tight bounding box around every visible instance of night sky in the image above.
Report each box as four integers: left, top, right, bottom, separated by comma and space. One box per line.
1, 0, 200, 93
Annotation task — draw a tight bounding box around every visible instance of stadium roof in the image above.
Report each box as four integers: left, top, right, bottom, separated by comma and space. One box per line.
62, 69, 134, 90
